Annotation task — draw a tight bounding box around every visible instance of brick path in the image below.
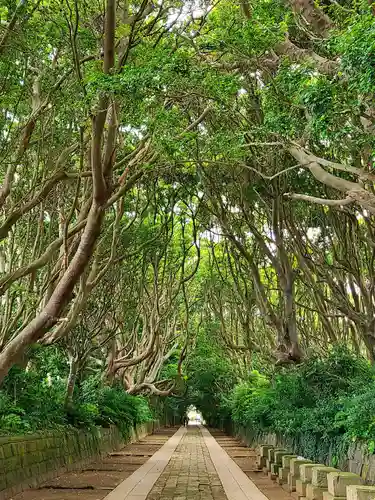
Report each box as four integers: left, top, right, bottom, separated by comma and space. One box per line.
146, 426, 227, 500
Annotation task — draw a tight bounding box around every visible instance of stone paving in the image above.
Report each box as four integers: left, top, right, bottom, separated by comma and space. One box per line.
8, 426, 298, 500
146, 426, 227, 500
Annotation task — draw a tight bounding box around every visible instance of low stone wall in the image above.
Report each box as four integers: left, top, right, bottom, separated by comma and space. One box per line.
347, 442, 375, 483
236, 426, 375, 483
0, 421, 156, 500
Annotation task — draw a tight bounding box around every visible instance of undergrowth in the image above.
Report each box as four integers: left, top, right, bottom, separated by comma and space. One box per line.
0, 366, 153, 436
225, 346, 375, 461
187, 342, 375, 463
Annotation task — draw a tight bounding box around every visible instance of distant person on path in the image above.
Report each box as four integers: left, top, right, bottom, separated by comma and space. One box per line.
183, 415, 188, 427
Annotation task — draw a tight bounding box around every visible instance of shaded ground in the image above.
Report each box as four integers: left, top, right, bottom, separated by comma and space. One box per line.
11, 428, 177, 500
10, 426, 300, 500
209, 430, 297, 500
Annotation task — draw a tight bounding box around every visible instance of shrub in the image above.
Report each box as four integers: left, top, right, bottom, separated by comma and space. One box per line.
0, 367, 153, 436
79, 379, 153, 437
335, 385, 375, 440
0, 367, 67, 433
226, 346, 375, 449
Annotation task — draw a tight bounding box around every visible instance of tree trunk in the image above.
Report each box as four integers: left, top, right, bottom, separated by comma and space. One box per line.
283, 269, 301, 360
0, 204, 105, 384
65, 355, 78, 409
288, 0, 332, 36
0, 0, 117, 385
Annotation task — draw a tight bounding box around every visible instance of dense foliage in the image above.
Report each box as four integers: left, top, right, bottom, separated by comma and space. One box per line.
229, 347, 372, 438
183, 332, 238, 426
2, 0, 375, 444
0, 349, 152, 435
186, 344, 375, 463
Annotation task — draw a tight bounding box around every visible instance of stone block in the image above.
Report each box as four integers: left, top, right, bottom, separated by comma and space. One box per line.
360, 465, 369, 481
10, 443, 18, 456
2, 444, 12, 459
279, 467, 290, 483
288, 471, 297, 492
291, 459, 313, 477
37, 439, 46, 451
275, 450, 292, 465
4, 456, 18, 472
297, 479, 309, 498
348, 461, 362, 476
352, 446, 365, 463
260, 445, 274, 458
301, 464, 325, 483
39, 462, 47, 474
327, 472, 363, 497
312, 467, 339, 488
282, 454, 298, 468
271, 463, 280, 475
360, 463, 370, 480
307, 483, 326, 500
5, 470, 19, 489
323, 492, 346, 500
268, 447, 286, 462
17, 443, 25, 458
0, 478, 7, 491
347, 485, 375, 500
365, 464, 375, 483
257, 456, 267, 469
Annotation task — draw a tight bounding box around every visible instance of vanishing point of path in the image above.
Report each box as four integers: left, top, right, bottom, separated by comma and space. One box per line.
11, 426, 296, 500
145, 426, 226, 499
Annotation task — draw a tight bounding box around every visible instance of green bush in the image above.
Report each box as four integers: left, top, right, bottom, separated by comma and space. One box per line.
0, 366, 153, 436
223, 346, 375, 462
96, 386, 152, 437
78, 378, 153, 437
335, 386, 375, 440
0, 367, 67, 433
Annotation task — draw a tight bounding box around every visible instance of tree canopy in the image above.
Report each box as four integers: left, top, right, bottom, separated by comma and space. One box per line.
1, 0, 375, 433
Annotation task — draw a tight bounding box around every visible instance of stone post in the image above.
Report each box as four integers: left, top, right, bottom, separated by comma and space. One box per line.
256, 445, 274, 470
275, 452, 297, 484
268, 455, 296, 481
346, 485, 375, 500
287, 459, 313, 493
306, 467, 339, 500
296, 463, 324, 499
323, 472, 363, 500
265, 448, 286, 474
277, 454, 297, 485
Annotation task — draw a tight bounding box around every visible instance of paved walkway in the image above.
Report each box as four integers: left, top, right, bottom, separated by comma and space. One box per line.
11, 426, 278, 500
146, 426, 226, 500
103, 425, 268, 500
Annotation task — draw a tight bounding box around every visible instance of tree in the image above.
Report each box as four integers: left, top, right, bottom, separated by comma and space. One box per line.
2, 0, 375, 426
